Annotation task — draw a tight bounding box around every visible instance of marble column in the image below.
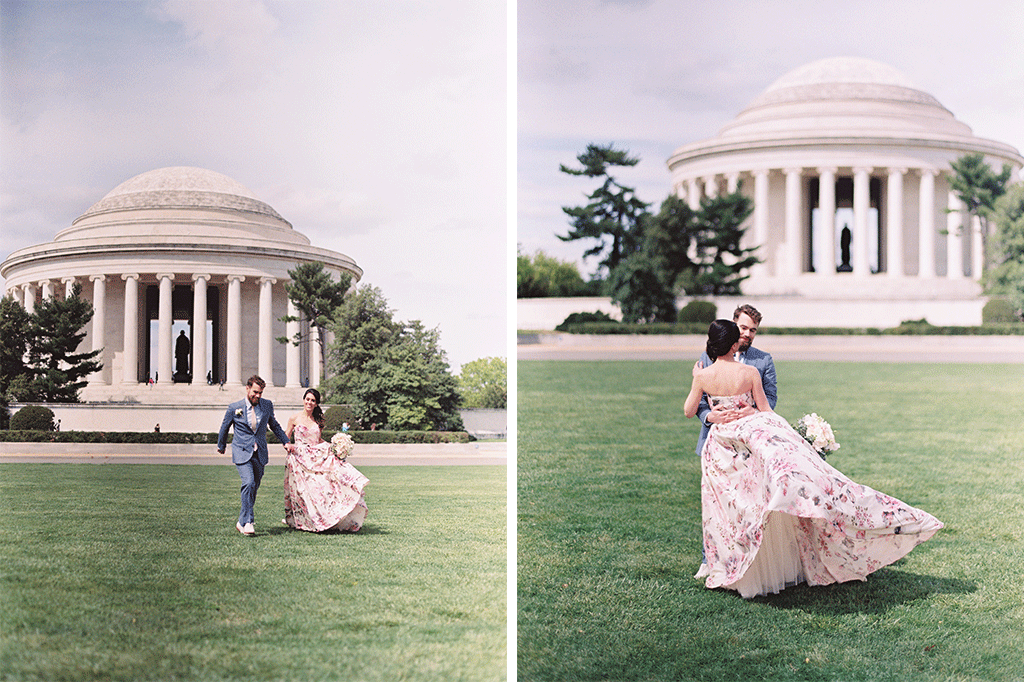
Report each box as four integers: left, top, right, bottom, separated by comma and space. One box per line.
726, 172, 740, 194
918, 170, 936, 278
817, 167, 837, 276
62, 277, 77, 298
753, 169, 770, 276
23, 283, 36, 314
853, 167, 871, 276
971, 215, 984, 280
121, 274, 139, 385
11, 286, 23, 307
192, 274, 210, 386
226, 275, 245, 386
258, 277, 276, 384
703, 175, 718, 198
946, 191, 964, 279
686, 178, 701, 210
89, 275, 107, 384
157, 274, 175, 383
40, 280, 54, 301
309, 325, 321, 388
784, 168, 802, 275
887, 168, 906, 277
285, 298, 301, 388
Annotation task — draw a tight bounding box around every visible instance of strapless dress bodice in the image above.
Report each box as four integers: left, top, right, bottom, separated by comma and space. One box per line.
709, 391, 754, 411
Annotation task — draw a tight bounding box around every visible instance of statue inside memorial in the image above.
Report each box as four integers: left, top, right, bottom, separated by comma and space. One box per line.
838, 225, 853, 272
174, 330, 191, 382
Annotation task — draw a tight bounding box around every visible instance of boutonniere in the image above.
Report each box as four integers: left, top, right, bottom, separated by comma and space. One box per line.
235, 408, 243, 417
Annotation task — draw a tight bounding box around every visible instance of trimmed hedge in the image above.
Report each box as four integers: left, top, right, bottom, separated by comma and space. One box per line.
0, 429, 472, 444
560, 321, 1024, 336
10, 406, 57, 431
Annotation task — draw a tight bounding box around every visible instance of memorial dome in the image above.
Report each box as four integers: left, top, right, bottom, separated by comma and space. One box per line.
665, 56, 1022, 325
716, 56, 972, 141
2, 166, 361, 393
75, 166, 289, 225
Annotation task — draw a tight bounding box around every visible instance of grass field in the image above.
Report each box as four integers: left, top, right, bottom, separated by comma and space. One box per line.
518, 360, 1024, 681
0, 464, 506, 682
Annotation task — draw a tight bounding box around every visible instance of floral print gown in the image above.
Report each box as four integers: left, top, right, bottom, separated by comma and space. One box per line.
696, 392, 943, 598
284, 424, 368, 532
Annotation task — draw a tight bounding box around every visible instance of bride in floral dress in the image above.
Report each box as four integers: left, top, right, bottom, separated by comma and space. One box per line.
684, 320, 943, 598
283, 388, 368, 532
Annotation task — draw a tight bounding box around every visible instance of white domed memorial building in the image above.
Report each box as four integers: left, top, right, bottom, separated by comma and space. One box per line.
667, 57, 1022, 326
2, 167, 361, 429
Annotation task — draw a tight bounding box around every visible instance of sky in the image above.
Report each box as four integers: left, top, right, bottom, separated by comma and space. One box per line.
0, 0, 507, 372
518, 0, 1024, 277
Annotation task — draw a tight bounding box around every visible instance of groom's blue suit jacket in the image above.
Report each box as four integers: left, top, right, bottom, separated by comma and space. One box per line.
694, 346, 777, 456
218, 398, 290, 465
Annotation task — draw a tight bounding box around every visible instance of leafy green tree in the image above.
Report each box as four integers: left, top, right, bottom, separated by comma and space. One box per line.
1, 295, 32, 401
985, 182, 1024, 316
279, 262, 352, 382
323, 285, 463, 431
603, 190, 757, 319
324, 284, 400, 395
24, 283, 102, 402
458, 356, 507, 409
516, 248, 597, 298
360, 322, 463, 431
948, 153, 1012, 272
606, 251, 679, 323
560, 143, 650, 274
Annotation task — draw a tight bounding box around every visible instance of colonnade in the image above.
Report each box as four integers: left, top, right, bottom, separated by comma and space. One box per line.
8, 272, 314, 388
675, 165, 980, 280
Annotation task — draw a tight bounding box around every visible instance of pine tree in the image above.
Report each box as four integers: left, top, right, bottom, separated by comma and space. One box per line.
559, 143, 650, 274
948, 153, 1012, 273
0, 295, 32, 401
25, 284, 102, 402
279, 262, 352, 383
692, 191, 758, 295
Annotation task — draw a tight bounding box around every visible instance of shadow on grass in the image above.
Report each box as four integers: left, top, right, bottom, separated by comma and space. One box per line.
754, 566, 976, 615
256, 524, 389, 537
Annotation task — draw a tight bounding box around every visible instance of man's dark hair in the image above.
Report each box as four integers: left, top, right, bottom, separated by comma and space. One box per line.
246, 375, 266, 389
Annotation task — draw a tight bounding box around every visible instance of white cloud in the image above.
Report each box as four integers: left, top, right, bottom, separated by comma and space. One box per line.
1, 0, 507, 369
516, 0, 1024, 278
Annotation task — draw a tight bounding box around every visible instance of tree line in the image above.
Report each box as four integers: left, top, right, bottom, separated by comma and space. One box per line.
522, 144, 1024, 322
531, 143, 758, 323
2, 269, 506, 430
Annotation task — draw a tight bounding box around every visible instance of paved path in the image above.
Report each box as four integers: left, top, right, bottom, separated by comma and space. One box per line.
518, 333, 1024, 363
0, 441, 507, 466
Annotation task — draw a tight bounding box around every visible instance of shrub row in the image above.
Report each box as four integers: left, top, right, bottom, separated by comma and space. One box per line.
0, 430, 472, 444
559, 321, 1024, 336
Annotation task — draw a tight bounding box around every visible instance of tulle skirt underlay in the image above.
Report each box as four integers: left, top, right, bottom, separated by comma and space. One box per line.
728, 511, 806, 598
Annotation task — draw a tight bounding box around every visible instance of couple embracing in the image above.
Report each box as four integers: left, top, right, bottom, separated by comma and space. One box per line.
685, 305, 943, 598
217, 376, 368, 536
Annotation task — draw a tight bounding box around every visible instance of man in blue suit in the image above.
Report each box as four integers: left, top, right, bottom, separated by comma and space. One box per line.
694, 304, 778, 456
218, 375, 293, 535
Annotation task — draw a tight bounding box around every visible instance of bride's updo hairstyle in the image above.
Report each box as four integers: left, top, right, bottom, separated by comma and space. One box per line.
303, 388, 326, 428
706, 319, 741, 361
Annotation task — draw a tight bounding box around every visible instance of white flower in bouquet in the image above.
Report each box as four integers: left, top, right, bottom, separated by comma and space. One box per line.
793, 413, 839, 459
329, 431, 354, 461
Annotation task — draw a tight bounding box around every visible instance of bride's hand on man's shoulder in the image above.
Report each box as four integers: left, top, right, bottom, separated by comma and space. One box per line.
692, 360, 703, 377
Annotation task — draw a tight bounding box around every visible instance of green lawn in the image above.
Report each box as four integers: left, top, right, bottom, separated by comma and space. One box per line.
518, 360, 1024, 681
0, 464, 506, 682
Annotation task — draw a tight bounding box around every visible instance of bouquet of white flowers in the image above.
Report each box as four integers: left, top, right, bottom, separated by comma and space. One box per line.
329, 431, 354, 461
793, 413, 839, 459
